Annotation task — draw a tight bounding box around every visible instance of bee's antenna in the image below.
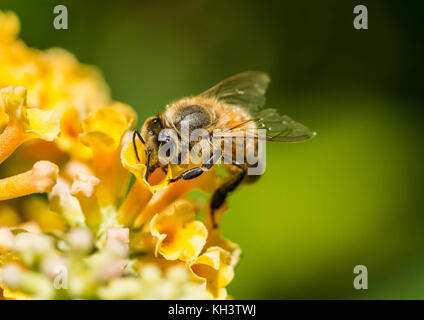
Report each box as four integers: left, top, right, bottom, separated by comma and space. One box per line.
133, 130, 145, 162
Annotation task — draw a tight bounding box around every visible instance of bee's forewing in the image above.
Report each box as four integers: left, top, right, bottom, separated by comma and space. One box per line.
200, 71, 270, 112
201, 72, 315, 143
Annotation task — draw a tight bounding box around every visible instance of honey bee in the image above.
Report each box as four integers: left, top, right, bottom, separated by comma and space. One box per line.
133, 71, 315, 226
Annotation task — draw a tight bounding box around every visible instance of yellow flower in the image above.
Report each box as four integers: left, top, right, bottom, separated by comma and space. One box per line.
80, 105, 136, 150
56, 108, 92, 160
80, 105, 135, 207
0, 10, 242, 300
130, 164, 223, 229
70, 173, 102, 230
150, 200, 208, 261
189, 246, 235, 299
0, 86, 60, 164
0, 10, 110, 161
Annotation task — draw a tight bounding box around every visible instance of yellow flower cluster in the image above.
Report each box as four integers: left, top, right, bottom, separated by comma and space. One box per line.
0, 11, 240, 300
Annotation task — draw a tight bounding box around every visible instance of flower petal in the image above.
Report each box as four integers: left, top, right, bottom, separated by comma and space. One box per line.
25, 108, 60, 141
80, 105, 134, 149
150, 200, 207, 262
189, 246, 234, 299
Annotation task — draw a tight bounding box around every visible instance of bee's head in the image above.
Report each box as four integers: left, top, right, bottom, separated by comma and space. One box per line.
141, 116, 164, 175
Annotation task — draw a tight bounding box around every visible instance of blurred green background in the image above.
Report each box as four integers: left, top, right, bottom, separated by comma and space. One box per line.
2, 0, 423, 299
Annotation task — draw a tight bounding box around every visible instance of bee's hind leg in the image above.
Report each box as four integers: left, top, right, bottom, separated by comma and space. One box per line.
210, 163, 246, 228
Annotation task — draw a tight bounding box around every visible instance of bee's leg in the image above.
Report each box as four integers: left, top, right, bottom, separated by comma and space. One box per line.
210, 163, 246, 228
168, 151, 221, 183
170, 167, 205, 182
132, 130, 153, 180
132, 129, 145, 162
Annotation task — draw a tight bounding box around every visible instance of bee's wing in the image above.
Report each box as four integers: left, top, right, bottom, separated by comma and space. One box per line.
222, 108, 316, 142
252, 108, 316, 142
200, 71, 270, 112
202, 71, 315, 142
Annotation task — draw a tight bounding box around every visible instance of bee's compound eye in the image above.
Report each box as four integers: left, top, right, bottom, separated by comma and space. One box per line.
146, 117, 163, 133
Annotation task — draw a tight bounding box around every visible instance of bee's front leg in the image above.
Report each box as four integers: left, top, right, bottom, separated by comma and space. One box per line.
169, 167, 205, 183
168, 151, 221, 183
